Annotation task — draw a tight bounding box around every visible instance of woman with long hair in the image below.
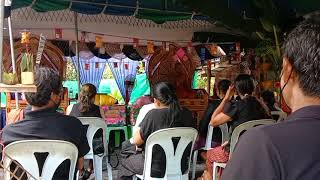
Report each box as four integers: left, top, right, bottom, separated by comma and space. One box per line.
66, 83, 104, 119
118, 82, 195, 180
66, 83, 104, 179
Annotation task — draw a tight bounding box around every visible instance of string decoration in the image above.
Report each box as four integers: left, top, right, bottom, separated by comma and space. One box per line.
95, 36, 103, 48
147, 41, 154, 54
133, 38, 139, 48
95, 62, 100, 69
187, 42, 193, 52
54, 28, 62, 39
162, 41, 169, 51
99, 46, 106, 54
210, 44, 218, 56
85, 62, 90, 70
20, 31, 30, 44
176, 48, 187, 61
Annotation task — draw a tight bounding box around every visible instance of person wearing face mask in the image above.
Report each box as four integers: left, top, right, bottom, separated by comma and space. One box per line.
1, 67, 90, 179
220, 20, 320, 180
197, 74, 270, 179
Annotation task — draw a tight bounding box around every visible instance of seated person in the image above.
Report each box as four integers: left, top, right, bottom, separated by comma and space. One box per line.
66, 83, 104, 119
261, 90, 278, 112
66, 83, 104, 179
133, 99, 156, 135
1, 67, 90, 179
196, 79, 231, 149
132, 94, 156, 135
135, 95, 153, 108
200, 74, 270, 178
220, 19, 320, 180
118, 82, 195, 180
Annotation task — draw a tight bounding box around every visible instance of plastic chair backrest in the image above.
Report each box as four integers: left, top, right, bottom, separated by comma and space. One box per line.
271, 111, 287, 122
143, 127, 198, 180
77, 117, 107, 155
205, 124, 229, 149
229, 119, 275, 157
3, 140, 78, 180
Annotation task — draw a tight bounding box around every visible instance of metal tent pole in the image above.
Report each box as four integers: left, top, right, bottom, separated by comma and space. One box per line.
74, 12, 81, 100
8, 16, 19, 108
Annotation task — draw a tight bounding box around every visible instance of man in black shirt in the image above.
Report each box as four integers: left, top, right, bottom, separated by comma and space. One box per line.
221, 20, 320, 180
198, 79, 231, 142
1, 68, 90, 179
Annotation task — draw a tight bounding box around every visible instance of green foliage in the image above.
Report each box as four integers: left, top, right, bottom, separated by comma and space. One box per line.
65, 60, 115, 81
20, 53, 34, 72
65, 59, 77, 81
3, 72, 18, 85
255, 26, 282, 80
197, 75, 215, 96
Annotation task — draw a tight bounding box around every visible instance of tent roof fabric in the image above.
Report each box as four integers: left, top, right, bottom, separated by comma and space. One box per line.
11, 0, 208, 23
7, 7, 222, 44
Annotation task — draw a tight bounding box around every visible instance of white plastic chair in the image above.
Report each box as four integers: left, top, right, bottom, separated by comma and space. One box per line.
213, 119, 275, 180
271, 111, 287, 122
212, 162, 226, 180
3, 140, 78, 180
191, 124, 229, 179
134, 127, 198, 180
77, 117, 112, 180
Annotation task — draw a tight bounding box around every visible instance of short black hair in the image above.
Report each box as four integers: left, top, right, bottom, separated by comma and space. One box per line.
25, 67, 62, 107
261, 90, 276, 105
282, 19, 320, 97
235, 74, 254, 95
217, 79, 231, 94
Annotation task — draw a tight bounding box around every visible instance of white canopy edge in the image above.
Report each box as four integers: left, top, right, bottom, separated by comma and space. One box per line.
4, 7, 235, 45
